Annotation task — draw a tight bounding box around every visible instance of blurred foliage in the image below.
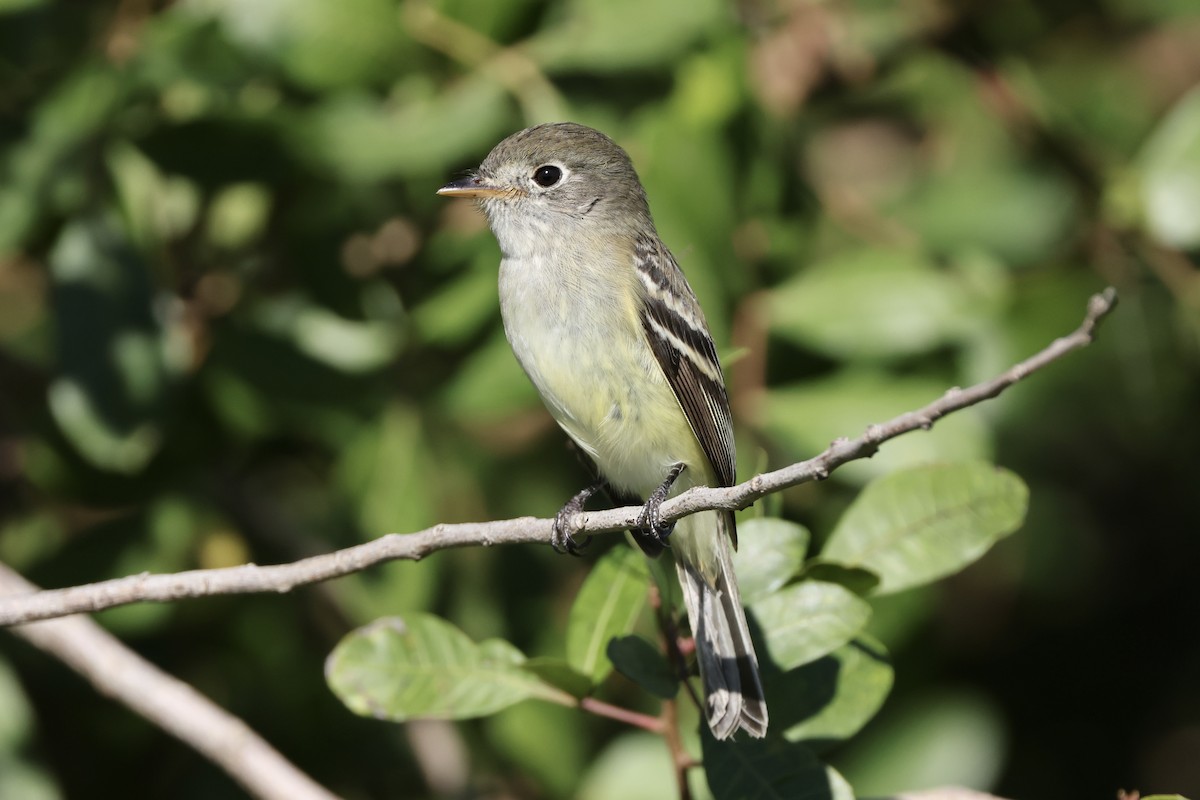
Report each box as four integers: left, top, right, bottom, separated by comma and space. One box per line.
1, 0, 1199, 798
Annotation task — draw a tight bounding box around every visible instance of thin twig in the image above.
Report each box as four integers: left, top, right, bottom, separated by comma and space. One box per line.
0, 288, 1117, 627
0, 562, 340, 800
578, 696, 666, 733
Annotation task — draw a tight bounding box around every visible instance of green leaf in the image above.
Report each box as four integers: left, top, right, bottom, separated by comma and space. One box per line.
835, 690, 1005, 795
567, 546, 650, 685
822, 462, 1029, 594
0, 66, 125, 255
798, 562, 880, 596
768, 248, 986, 359
578, 732, 677, 800
442, 330, 542, 422
205, 182, 271, 249
412, 251, 500, 346
752, 581, 872, 671
636, 116, 740, 343
486, 701, 587, 799
0, 0, 49, 12
336, 402, 436, 537
0, 757, 59, 800
761, 370, 993, 484
520, 658, 595, 700
0, 659, 33, 750
107, 140, 200, 251
732, 518, 810, 605
48, 215, 169, 473
895, 166, 1078, 266
530, 0, 724, 73
701, 735, 854, 800
1139, 85, 1200, 249
607, 636, 678, 699
195, 0, 408, 92
251, 294, 403, 373
291, 75, 510, 182
778, 637, 894, 750
326, 615, 568, 721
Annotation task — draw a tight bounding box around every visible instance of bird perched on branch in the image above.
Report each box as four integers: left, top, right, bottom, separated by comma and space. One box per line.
438, 122, 767, 739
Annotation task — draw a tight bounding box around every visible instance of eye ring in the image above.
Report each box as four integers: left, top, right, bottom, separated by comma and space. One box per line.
533, 165, 562, 188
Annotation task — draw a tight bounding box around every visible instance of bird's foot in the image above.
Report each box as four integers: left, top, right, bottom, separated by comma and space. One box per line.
552, 482, 603, 555
637, 463, 686, 548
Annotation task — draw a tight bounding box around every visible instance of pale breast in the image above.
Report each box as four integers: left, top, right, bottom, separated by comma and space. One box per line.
497, 252, 706, 498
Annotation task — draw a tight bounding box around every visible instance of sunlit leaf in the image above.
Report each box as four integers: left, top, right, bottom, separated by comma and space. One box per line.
732, 518, 809, 605
521, 658, 595, 700
567, 546, 650, 684
835, 690, 1005, 795
822, 462, 1029, 594
252, 295, 403, 373
107, 140, 200, 250
47, 215, 168, 473
0, 761, 59, 800
0, 659, 33, 750
46, 380, 161, 475
531, 0, 724, 72
1140, 85, 1200, 249
768, 248, 986, 359
896, 166, 1078, 266
291, 76, 509, 182
752, 581, 871, 671
777, 637, 894, 750
187, 0, 407, 91
577, 732, 677, 800
761, 370, 993, 484
205, 181, 272, 248
327, 615, 569, 721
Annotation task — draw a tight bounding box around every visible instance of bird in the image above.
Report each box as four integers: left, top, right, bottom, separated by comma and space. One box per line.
437, 122, 767, 739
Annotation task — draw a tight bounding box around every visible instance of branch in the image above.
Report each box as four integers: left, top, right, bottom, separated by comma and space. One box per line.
0, 288, 1117, 627
0, 562, 340, 800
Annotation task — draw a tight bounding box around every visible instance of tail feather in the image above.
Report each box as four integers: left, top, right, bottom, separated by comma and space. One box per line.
674, 510, 767, 739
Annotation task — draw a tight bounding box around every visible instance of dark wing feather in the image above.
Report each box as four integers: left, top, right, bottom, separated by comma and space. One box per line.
634, 236, 737, 493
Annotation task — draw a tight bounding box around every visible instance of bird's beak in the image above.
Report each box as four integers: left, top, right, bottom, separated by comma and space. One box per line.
437, 175, 510, 199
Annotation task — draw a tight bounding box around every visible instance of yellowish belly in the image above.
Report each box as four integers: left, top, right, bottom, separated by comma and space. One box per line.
498, 255, 707, 498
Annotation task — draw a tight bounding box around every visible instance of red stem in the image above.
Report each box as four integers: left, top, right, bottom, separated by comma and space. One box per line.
577, 697, 666, 734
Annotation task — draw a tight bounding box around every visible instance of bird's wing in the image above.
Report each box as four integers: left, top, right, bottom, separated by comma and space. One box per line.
633, 235, 737, 492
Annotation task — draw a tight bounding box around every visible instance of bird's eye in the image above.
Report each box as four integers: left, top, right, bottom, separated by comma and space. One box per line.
532, 165, 562, 188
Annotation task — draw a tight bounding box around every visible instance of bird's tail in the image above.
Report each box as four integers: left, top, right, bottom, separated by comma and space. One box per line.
672, 509, 768, 739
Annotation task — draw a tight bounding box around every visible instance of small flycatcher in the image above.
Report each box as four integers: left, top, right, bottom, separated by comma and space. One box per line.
438, 122, 767, 739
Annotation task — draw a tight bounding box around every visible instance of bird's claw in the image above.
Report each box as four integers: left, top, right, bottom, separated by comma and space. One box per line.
637, 463, 686, 548
551, 483, 602, 556
635, 504, 675, 547
552, 515, 592, 555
